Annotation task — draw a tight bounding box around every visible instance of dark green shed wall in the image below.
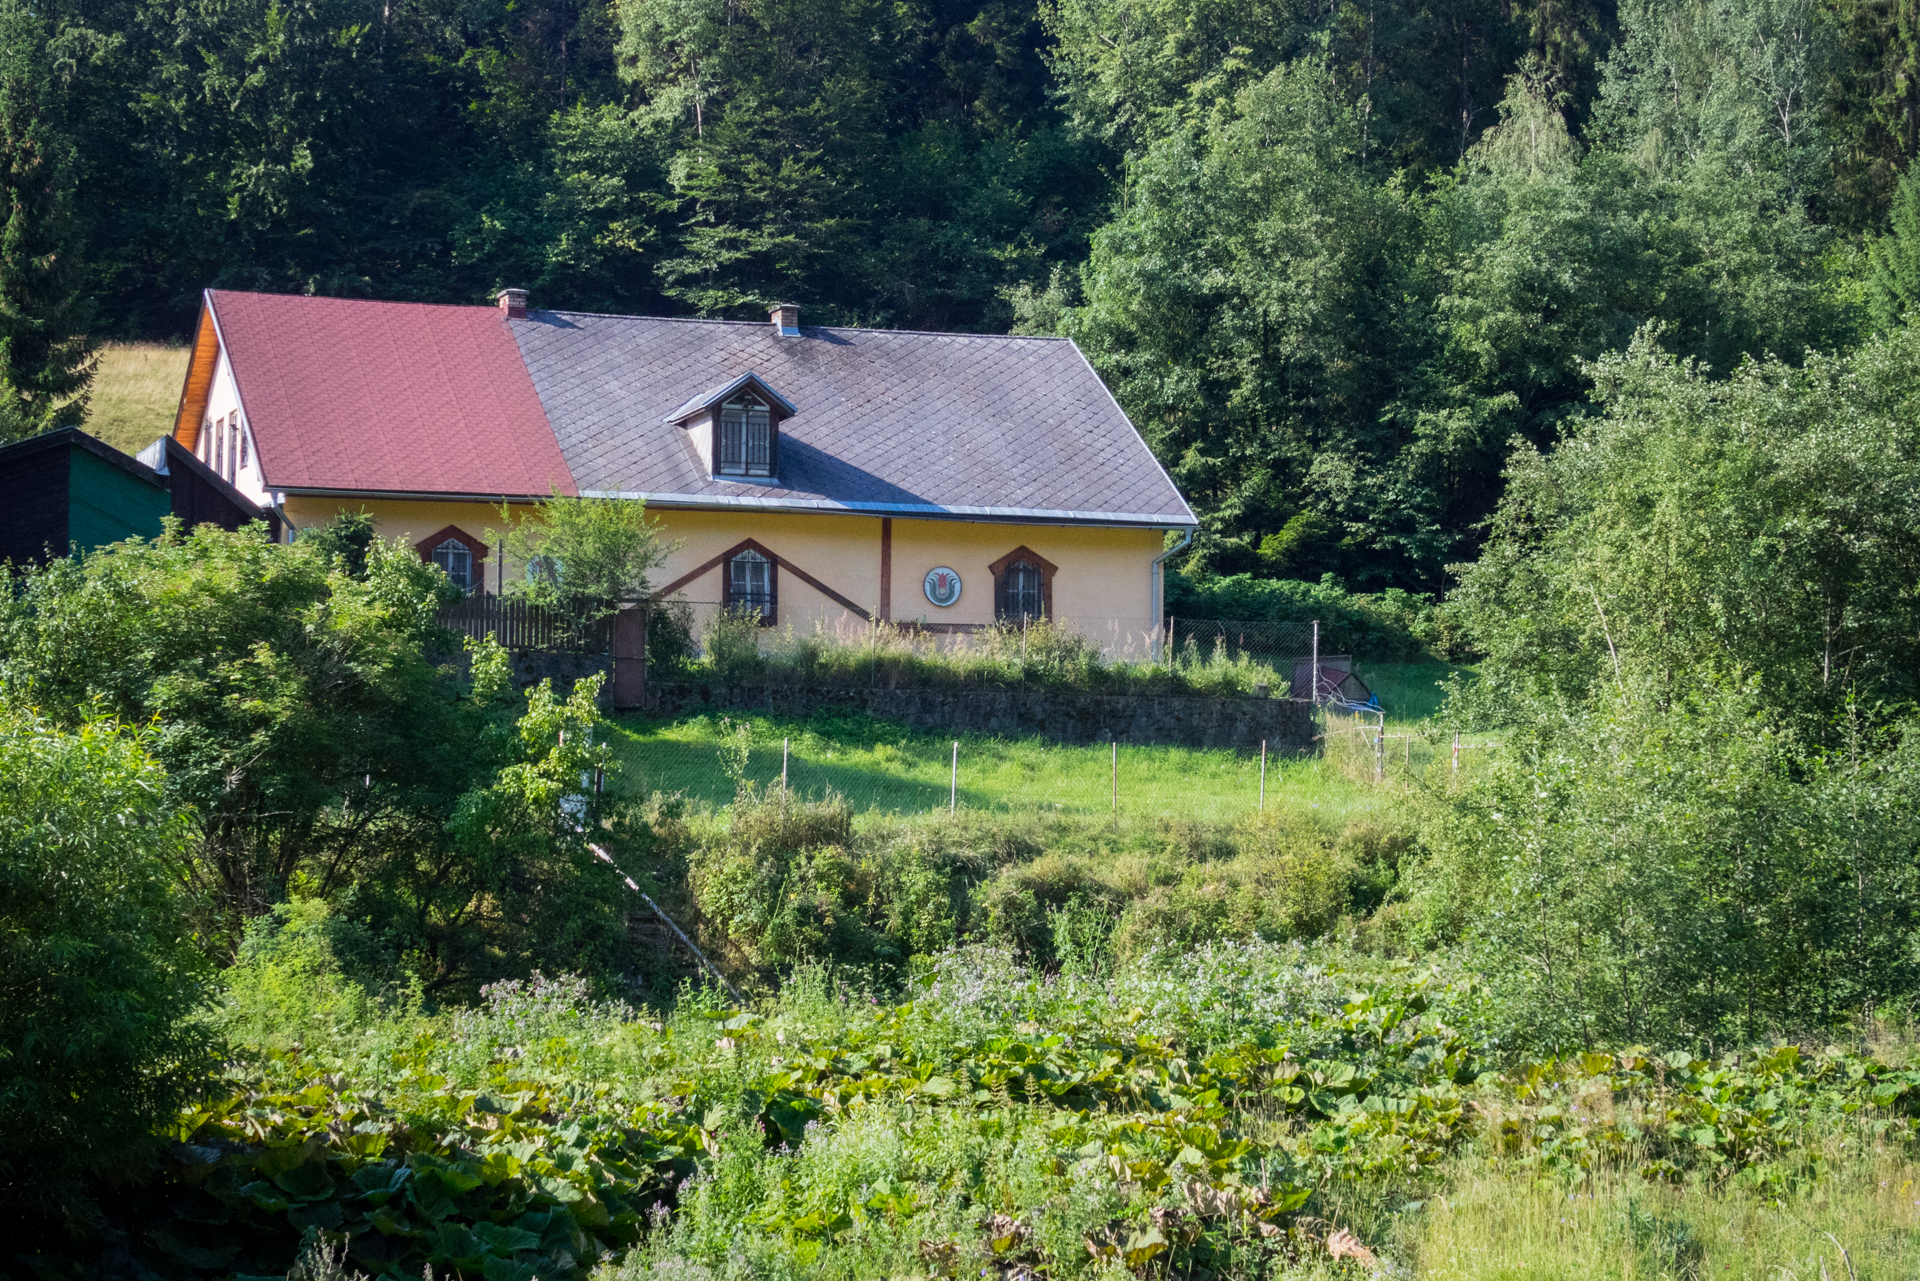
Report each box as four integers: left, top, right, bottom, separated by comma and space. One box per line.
68, 447, 169, 550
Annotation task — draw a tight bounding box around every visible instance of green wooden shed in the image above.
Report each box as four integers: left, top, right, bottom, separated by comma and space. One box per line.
0, 427, 172, 564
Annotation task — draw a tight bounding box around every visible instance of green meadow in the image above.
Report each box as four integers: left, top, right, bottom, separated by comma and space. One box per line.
605, 659, 1470, 821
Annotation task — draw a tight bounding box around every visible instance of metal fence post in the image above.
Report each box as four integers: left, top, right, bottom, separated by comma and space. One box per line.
1311, 620, 1320, 705
1259, 739, 1267, 813
950, 741, 958, 815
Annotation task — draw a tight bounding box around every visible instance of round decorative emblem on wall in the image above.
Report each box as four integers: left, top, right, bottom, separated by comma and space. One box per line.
923, 567, 962, 608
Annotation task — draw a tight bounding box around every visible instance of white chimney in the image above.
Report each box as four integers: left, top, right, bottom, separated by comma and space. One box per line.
497, 287, 529, 319
770, 302, 800, 336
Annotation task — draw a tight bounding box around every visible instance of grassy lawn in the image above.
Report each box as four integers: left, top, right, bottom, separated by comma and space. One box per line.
84, 342, 191, 456
605, 706, 1384, 822
1360, 657, 1467, 724
605, 659, 1472, 821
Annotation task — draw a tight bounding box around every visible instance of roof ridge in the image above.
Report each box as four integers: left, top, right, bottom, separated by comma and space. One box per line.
211, 289, 496, 315
203, 292, 1080, 343
534, 309, 1076, 342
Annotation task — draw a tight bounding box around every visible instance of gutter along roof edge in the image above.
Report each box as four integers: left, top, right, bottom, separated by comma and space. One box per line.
580, 489, 1199, 528
273, 485, 560, 503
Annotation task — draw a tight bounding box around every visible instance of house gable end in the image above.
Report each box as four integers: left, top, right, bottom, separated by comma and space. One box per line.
170, 295, 222, 453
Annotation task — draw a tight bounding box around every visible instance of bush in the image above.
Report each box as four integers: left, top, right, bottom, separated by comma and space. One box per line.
1166, 568, 1466, 659
687, 790, 883, 974
676, 803, 1388, 982
0, 713, 210, 1218
1408, 683, 1920, 1052
220, 899, 405, 1051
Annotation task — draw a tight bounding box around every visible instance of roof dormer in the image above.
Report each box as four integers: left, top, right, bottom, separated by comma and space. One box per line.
665, 372, 795, 481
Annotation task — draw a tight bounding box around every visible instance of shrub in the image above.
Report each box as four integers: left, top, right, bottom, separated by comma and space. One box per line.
1166, 568, 1466, 659
1112, 809, 1356, 959
220, 898, 405, 1051
490, 490, 671, 620
0, 713, 210, 1218
648, 598, 699, 672
676, 805, 1391, 982
688, 790, 881, 974
1409, 684, 1920, 1052
702, 606, 769, 683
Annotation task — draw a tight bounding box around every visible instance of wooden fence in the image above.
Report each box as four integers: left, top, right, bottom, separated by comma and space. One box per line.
435, 596, 614, 655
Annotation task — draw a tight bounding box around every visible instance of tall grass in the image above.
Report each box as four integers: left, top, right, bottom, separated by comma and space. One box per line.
669, 609, 1291, 698
83, 341, 190, 455
1403, 1146, 1920, 1279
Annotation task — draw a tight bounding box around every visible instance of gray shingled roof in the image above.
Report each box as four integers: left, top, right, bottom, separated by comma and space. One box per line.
508, 311, 1196, 527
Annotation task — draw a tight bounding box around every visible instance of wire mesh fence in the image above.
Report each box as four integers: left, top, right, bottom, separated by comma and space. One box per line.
1166, 617, 1324, 695
1320, 704, 1502, 786
436, 596, 614, 654
605, 721, 1346, 822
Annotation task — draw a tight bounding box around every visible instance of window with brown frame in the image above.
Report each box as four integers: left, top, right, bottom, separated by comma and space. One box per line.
414, 525, 489, 595
718, 394, 774, 477
989, 546, 1057, 624
725, 548, 777, 623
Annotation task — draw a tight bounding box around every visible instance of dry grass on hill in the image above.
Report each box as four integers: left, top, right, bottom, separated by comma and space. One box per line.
84, 342, 190, 456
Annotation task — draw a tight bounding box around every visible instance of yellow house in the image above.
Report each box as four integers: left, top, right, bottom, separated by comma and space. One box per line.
170, 289, 1196, 655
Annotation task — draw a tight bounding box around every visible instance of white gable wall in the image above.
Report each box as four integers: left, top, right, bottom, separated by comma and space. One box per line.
195, 343, 271, 507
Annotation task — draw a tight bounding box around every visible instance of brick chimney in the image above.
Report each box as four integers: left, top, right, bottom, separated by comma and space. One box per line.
497, 287, 529, 319
770, 302, 800, 336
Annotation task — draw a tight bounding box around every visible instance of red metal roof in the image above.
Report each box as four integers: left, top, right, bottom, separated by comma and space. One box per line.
206, 290, 575, 497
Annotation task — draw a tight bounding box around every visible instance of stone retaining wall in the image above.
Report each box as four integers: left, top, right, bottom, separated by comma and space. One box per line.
511, 651, 613, 691
645, 682, 1316, 751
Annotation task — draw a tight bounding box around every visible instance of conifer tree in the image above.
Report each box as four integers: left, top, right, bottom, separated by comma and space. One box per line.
1870, 165, 1920, 332
0, 0, 93, 443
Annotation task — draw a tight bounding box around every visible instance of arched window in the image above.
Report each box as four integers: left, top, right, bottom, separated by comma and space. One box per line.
433, 537, 474, 593
990, 545, 1056, 624
996, 561, 1043, 622
415, 525, 488, 595
718, 394, 773, 477
726, 548, 776, 622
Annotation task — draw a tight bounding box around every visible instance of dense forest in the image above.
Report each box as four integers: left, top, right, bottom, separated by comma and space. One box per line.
13, 0, 1920, 1271
6, 0, 1920, 587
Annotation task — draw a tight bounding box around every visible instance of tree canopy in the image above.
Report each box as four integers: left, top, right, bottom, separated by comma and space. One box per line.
8, 0, 1918, 585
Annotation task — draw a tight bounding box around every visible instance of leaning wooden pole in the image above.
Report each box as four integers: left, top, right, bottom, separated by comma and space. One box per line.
589, 843, 744, 1005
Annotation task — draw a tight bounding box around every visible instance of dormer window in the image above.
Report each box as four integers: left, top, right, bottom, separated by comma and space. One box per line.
719, 394, 773, 477
664, 371, 796, 481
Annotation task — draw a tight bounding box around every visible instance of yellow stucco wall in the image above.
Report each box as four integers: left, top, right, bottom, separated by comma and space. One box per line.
282, 496, 1168, 656
884, 516, 1164, 656
282, 496, 534, 595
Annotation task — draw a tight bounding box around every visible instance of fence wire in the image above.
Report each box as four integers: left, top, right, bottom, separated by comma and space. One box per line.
606, 726, 1331, 822
1169, 615, 1319, 670
1320, 704, 1502, 787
